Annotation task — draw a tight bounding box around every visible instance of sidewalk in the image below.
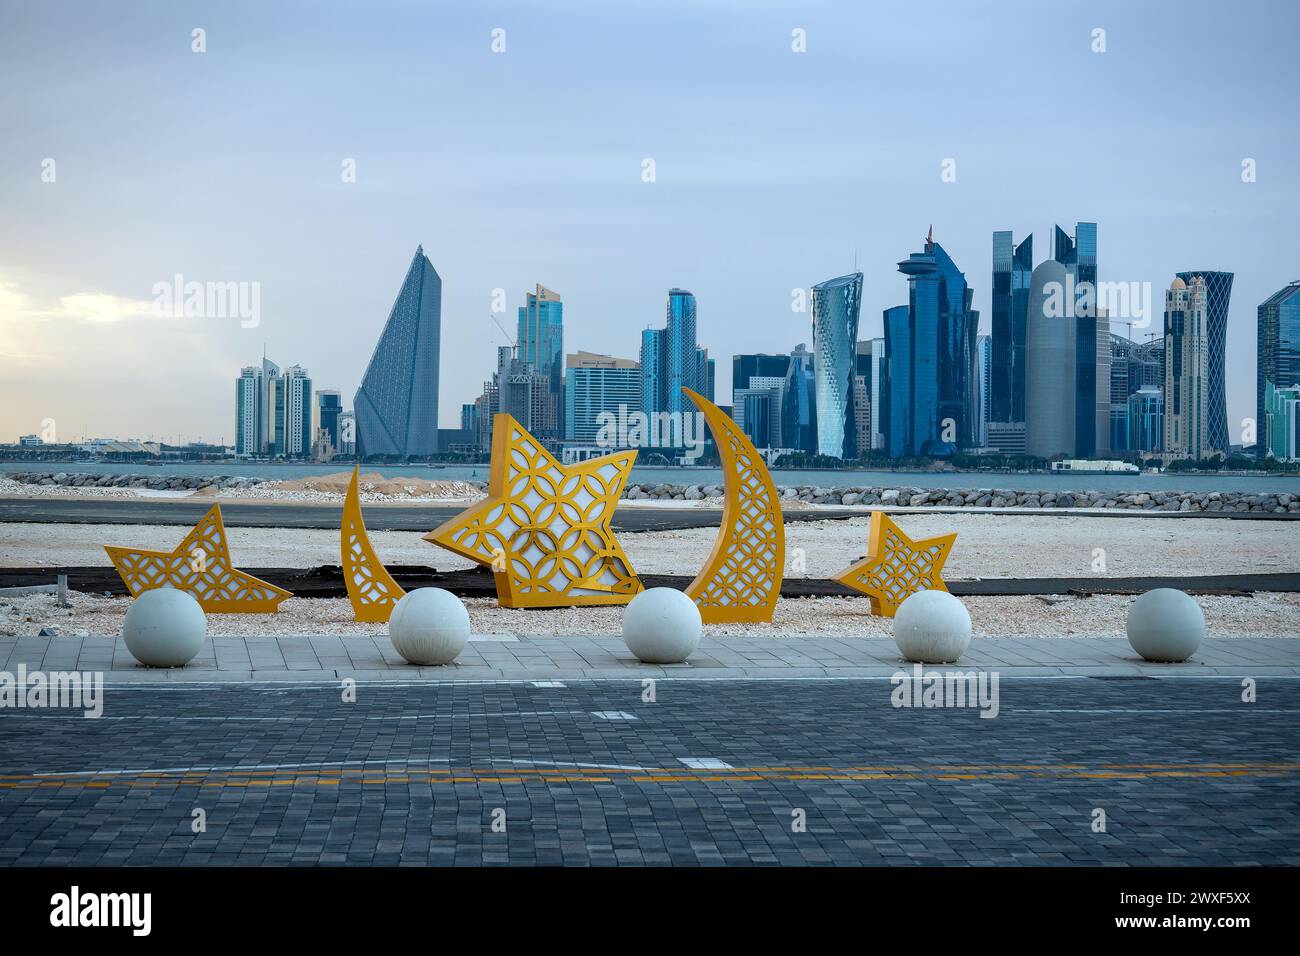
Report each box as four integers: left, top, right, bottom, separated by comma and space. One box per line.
2, 633, 1297, 682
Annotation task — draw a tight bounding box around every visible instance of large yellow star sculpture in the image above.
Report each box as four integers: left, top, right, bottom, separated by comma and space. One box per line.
425, 414, 643, 608
104, 503, 292, 613
832, 511, 956, 617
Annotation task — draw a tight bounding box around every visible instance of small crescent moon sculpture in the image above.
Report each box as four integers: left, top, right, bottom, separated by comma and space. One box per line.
341, 466, 406, 622
682, 387, 785, 623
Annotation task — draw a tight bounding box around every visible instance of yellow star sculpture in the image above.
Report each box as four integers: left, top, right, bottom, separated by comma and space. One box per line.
425, 413, 643, 608
832, 511, 956, 617
104, 503, 292, 613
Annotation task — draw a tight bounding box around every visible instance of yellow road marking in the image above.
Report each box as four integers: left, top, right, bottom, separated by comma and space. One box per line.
2, 761, 1297, 791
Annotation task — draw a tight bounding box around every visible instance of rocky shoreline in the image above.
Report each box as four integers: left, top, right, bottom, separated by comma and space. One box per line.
628, 483, 1300, 512
4, 471, 264, 491
4, 470, 1298, 513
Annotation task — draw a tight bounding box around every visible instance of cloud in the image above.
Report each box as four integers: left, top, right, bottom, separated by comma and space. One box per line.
55, 292, 155, 323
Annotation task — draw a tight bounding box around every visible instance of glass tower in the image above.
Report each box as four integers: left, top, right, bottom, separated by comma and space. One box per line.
1054, 222, 1104, 456
990, 231, 1032, 423
666, 289, 697, 417
639, 328, 664, 416
317, 390, 342, 451
884, 233, 978, 457
882, 306, 910, 459
811, 272, 864, 458
354, 245, 442, 459
782, 343, 817, 454
1177, 271, 1232, 454
639, 290, 707, 423
517, 285, 564, 440
1257, 280, 1300, 455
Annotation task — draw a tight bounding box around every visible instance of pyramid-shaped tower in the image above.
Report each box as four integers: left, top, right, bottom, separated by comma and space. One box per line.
354, 246, 442, 458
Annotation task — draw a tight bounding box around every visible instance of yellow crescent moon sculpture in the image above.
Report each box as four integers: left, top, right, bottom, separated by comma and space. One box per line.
682, 387, 784, 623
424, 413, 642, 608
104, 503, 291, 613
341, 466, 406, 622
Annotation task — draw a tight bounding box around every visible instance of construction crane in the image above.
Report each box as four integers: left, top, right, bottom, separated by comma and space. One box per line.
489, 313, 515, 347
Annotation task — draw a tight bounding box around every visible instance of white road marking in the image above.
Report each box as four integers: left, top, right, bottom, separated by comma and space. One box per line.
591, 710, 637, 720
496, 759, 652, 772
678, 758, 734, 769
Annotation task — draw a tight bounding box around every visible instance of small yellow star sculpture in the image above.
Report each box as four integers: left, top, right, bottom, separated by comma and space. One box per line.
104, 503, 292, 613
425, 414, 643, 608
832, 511, 956, 617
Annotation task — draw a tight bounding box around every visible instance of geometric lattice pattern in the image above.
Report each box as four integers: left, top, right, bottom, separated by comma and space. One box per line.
424, 414, 642, 608
103, 504, 291, 613
832, 511, 955, 618
341, 466, 406, 622
682, 387, 784, 623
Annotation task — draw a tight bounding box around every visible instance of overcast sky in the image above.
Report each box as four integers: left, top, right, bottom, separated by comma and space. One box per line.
1, 0, 1297, 445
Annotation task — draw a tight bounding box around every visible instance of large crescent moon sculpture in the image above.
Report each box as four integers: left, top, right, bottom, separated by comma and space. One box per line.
682, 387, 784, 623
341, 466, 406, 622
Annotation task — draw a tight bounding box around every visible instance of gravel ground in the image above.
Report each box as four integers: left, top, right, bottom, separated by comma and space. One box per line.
3, 589, 1299, 639
3, 512, 1296, 580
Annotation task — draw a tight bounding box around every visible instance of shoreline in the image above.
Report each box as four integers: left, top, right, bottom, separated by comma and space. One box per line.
2, 472, 1297, 514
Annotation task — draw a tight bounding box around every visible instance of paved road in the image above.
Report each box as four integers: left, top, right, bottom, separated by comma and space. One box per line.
2, 497, 1291, 531
0, 678, 1295, 865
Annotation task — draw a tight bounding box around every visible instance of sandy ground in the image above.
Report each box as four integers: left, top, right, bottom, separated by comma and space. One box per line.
3, 589, 1298, 639
3, 512, 1296, 580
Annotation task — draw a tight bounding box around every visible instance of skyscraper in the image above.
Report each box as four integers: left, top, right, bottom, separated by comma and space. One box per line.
1264, 381, 1300, 461
782, 343, 817, 454
1052, 222, 1108, 456
279, 365, 313, 459
235, 366, 265, 456
564, 351, 641, 444
1177, 271, 1233, 454
639, 328, 664, 416
868, 338, 885, 451
990, 231, 1032, 423
733, 354, 792, 393
976, 333, 991, 447
1024, 259, 1076, 459
1127, 385, 1164, 453
811, 272, 864, 458
882, 305, 910, 459
517, 284, 564, 440
316, 389, 342, 452
1163, 275, 1215, 460
354, 245, 442, 459
1256, 280, 1300, 456
883, 231, 978, 457
666, 288, 697, 418
262, 355, 281, 455
639, 289, 709, 425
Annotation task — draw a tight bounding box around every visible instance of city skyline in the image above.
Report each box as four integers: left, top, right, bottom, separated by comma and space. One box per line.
1, 1, 1297, 443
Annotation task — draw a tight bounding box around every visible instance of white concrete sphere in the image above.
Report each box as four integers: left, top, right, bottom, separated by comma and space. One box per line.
388, 588, 470, 665
622, 588, 702, 664
122, 587, 207, 667
893, 590, 972, 663
1126, 588, 1204, 662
